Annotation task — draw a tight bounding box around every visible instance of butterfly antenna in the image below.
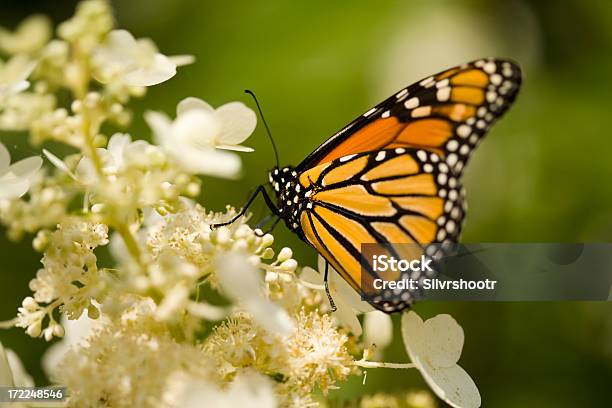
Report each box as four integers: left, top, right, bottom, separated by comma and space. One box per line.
245, 89, 280, 169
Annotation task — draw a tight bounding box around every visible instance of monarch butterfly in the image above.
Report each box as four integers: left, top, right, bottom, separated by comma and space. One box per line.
216, 58, 522, 313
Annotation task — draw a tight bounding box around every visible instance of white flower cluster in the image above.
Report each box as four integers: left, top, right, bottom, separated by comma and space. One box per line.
0, 1, 482, 407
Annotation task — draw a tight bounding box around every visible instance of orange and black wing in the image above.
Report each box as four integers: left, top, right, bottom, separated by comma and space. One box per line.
296, 58, 521, 175
297, 148, 464, 312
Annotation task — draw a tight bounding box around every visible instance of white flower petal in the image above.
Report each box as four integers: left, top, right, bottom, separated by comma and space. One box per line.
0, 177, 30, 200
327, 263, 374, 313
8, 79, 29, 94
104, 29, 137, 60
42, 312, 99, 379
298, 266, 325, 290
3, 156, 42, 180
216, 144, 254, 152
0, 55, 36, 86
123, 53, 176, 86
216, 252, 264, 301
402, 311, 480, 408
107, 133, 132, 168
0, 142, 10, 170
186, 301, 228, 321
176, 97, 214, 116
245, 298, 295, 336
75, 157, 97, 185
3, 348, 33, 387
169, 371, 277, 408
156, 283, 190, 322
144, 111, 173, 145
401, 311, 427, 366
423, 314, 464, 368
172, 110, 219, 147
416, 362, 481, 408
332, 297, 362, 336
0, 14, 51, 54
216, 253, 294, 335
177, 146, 241, 178
0, 342, 14, 386
364, 311, 393, 349
215, 102, 257, 145
169, 54, 195, 67
43, 149, 75, 179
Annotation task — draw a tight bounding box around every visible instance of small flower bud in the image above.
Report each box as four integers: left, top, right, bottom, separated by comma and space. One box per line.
280, 259, 298, 272
265, 271, 279, 282
261, 234, 274, 247
261, 248, 275, 259
91, 203, 106, 214
43, 327, 54, 342
52, 323, 65, 338
22, 297, 38, 311
186, 182, 200, 197
71, 100, 83, 113
26, 321, 42, 338
277, 247, 293, 262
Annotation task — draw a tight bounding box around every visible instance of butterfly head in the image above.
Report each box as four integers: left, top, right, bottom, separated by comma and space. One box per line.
268, 166, 296, 196
268, 165, 306, 229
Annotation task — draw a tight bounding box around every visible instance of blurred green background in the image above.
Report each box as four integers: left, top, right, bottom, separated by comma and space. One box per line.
1, 0, 611, 406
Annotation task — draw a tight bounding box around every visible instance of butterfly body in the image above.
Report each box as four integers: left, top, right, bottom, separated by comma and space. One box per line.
246, 58, 521, 312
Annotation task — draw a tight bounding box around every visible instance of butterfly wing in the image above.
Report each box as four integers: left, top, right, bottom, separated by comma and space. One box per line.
296, 58, 521, 175
297, 148, 463, 312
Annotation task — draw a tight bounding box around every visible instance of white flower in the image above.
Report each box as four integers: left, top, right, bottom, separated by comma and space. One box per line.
216, 251, 294, 336
300, 255, 374, 336
363, 310, 393, 351
0, 342, 34, 387
92, 29, 194, 87
401, 311, 481, 408
145, 97, 256, 178
0, 141, 42, 200
74, 133, 157, 184
0, 55, 36, 104
42, 311, 101, 379
166, 371, 277, 408
0, 15, 52, 55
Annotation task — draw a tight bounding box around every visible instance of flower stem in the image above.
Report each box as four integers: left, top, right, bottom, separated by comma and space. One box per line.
354, 359, 416, 369
115, 224, 143, 264
0, 318, 17, 329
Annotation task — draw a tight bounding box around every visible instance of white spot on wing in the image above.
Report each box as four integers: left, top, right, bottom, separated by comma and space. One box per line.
483, 62, 496, 74
364, 107, 377, 117
339, 154, 356, 162
396, 89, 408, 99
404, 97, 419, 109
420, 76, 435, 87
457, 125, 471, 138
435, 78, 449, 88
436, 87, 451, 102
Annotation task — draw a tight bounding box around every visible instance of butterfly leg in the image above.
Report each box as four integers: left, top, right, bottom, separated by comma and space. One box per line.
255, 213, 275, 229
211, 185, 279, 229
323, 260, 337, 312
254, 216, 282, 236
